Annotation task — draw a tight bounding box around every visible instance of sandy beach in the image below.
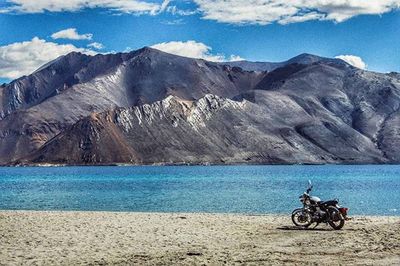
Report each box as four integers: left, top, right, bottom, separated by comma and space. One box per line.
0, 211, 399, 265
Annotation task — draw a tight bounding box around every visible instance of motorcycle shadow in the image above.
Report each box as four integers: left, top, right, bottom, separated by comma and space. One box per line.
276, 225, 332, 231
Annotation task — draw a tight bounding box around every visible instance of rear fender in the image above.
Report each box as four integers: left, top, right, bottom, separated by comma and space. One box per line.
327, 206, 343, 222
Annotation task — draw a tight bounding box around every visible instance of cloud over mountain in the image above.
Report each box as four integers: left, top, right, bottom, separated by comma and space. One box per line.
151, 40, 243, 62
88, 42, 105, 50
335, 55, 367, 70
0, 37, 94, 79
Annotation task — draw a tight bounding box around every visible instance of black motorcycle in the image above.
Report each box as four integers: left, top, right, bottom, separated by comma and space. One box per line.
291, 181, 349, 230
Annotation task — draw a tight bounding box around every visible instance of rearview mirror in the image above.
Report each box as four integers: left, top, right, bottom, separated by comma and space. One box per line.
307, 180, 313, 193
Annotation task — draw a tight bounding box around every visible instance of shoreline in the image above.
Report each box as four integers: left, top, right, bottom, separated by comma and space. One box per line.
1, 209, 399, 217
2, 162, 400, 167
1, 211, 399, 265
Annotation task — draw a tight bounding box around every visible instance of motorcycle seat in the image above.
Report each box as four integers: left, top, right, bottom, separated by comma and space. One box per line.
320, 200, 338, 206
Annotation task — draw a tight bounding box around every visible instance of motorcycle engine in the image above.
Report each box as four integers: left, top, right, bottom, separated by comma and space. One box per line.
313, 207, 326, 221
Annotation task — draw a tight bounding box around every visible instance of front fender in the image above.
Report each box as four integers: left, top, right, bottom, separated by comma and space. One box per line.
292, 208, 309, 215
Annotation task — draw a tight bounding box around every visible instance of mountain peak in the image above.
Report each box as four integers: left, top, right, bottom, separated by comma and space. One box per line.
286, 53, 324, 65
130, 46, 165, 56
65, 51, 85, 57
223, 53, 339, 72
294, 53, 320, 58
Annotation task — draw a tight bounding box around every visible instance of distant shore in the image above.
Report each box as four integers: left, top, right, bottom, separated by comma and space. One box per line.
3, 161, 400, 167
1, 211, 399, 265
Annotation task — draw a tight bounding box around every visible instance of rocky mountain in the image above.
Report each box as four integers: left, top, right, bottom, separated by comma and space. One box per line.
1, 47, 400, 165
0, 47, 263, 163
222, 53, 340, 72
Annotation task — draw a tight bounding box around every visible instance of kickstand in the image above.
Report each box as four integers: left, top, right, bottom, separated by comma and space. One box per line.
311, 222, 319, 229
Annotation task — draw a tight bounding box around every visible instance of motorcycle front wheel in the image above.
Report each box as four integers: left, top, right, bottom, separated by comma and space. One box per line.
291, 208, 312, 228
327, 206, 345, 230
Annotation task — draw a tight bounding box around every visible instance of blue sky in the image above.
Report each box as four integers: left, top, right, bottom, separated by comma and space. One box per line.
0, 0, 399, 84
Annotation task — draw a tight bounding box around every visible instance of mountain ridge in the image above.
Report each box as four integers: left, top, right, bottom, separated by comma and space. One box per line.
222, 53, 349, 72
1, 47, 400, 165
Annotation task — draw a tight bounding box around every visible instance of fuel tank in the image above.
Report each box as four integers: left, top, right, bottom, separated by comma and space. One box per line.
310, 196, 321, 204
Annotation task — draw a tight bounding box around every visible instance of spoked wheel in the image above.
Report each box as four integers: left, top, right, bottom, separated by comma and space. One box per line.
327, 206, 345, 230
291, 209, 312, 228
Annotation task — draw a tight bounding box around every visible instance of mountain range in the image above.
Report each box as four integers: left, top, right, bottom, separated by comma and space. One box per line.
1, 47, 399, 165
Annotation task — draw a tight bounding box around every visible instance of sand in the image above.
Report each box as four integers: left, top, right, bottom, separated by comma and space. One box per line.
0, 211, 399, 265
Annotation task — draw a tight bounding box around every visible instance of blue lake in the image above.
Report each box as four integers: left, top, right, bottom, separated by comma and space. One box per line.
0, 165, 399, 215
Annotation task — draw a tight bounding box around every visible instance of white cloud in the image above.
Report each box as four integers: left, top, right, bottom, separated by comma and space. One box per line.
229, 55, 245, 61
2, 0, 170, 15
193, 0, 400, 25
278, 12, 325, 25
161, 19, 185, 25
335, 55, 367, 69
151, 40, 243, 62
88, 42, 104, 50
2, 0, 399, 24
166, 5, 198, 16
51, 28, 93, 40
0, 37, 95, 80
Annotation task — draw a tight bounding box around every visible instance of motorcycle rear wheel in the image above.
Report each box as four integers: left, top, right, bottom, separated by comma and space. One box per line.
291, 209, 312, 228
327, 206, 345, 230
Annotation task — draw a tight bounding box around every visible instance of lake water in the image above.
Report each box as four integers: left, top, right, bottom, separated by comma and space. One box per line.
0, 165, 399, 215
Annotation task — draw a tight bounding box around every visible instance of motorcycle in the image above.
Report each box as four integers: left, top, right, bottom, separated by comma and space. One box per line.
291, 180, 349, 230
